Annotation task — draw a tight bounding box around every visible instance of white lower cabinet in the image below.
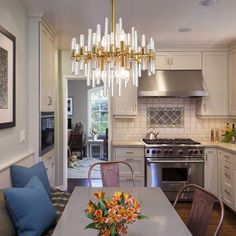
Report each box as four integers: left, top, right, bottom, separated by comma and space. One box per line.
204, 148, 218, 195
113, 147, 145, 186
218, 149, 236, 210
41, 149, 55, 187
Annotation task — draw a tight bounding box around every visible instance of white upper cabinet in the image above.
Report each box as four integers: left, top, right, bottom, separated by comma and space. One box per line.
156, 51, 202, 70
229, 48, 236, 116
196, 51, 228, 117
40, 23, 55, 112
155, 52, 170, 70
112, 78, 138, 118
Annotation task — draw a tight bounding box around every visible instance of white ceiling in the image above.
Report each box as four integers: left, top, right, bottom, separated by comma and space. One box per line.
19, 0, 236, 49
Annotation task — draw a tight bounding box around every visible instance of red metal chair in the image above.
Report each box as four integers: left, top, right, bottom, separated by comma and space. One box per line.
88, 161, 135, 187
173, 184, 224, 236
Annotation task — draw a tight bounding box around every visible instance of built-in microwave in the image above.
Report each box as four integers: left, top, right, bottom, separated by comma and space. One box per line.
39, 112, 55, 156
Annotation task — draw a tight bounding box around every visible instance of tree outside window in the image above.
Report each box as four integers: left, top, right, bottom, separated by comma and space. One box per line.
88, 87, 108, 133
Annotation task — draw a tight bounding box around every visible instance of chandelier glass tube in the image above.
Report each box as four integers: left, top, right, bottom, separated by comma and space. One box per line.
71, 0, 156, 96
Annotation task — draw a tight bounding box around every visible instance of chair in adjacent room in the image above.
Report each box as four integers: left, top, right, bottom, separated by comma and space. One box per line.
88, 161, 135, 187
173, 184, 224, 236
68, 131, 86, 158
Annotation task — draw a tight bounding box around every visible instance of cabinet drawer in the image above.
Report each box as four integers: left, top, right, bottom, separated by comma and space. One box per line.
120, 176, 144, 187
115, 148, 144, 158
223, 184, 233, 207
115, 156, 144, 176
222, 170, 232, 187
223, 152, 232, 163
223, 162, 231, 172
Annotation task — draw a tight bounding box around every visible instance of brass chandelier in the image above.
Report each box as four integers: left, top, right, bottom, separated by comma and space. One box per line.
71, 0, 156, 96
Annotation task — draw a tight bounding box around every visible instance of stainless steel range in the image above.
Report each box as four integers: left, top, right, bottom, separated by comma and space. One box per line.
142, 138, 205, 201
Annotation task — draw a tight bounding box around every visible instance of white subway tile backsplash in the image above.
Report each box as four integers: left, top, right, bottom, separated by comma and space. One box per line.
112, 98, 236, 141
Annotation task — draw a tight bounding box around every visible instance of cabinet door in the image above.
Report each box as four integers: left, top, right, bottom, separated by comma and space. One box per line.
196, 52, 228, 116
47, 33, 55, 111
155, 52, 170, 70
42, 149, 55, 186
112, 79, 137, 117
217, 150, 223, 198
170, 52, 201, 70
40, 23, 49, 112
120, 176, 144, 187
40, 23, 55, 112
229, 48, 236, 116
204, 148, 218, 195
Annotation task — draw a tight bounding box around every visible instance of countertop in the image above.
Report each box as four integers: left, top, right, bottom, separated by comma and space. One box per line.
112, 140, 145, 147
202, 142, 236, 154
112, 140, 236, 154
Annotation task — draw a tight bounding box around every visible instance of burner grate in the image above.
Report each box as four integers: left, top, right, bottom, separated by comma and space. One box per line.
142, 138, 201, 145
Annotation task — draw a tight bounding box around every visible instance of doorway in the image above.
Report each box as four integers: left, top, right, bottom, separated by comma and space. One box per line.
62, 76, 111, 191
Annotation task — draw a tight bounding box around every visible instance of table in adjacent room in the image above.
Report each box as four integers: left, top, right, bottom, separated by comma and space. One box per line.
87, 139, 104, 159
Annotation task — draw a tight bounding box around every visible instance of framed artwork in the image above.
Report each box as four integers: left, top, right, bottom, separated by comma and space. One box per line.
0, 25, 16, 129
68, 97, 73, 116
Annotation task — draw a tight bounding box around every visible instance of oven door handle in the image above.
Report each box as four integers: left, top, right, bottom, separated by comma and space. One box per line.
146, 158, 204, 163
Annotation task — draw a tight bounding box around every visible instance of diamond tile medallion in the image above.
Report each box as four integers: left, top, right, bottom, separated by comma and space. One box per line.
147, 107, 184, 128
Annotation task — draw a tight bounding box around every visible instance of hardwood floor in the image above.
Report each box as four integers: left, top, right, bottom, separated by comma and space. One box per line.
175, 202, 236, 236
68, 179, 236, 236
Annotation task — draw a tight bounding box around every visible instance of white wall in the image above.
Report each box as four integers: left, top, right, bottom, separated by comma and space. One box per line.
0, 0, 30, 164
68, 80, 88, 131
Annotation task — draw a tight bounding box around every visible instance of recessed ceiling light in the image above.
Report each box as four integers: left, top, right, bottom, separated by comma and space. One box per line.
199, 0, 219, 6
178, 28, 192, 33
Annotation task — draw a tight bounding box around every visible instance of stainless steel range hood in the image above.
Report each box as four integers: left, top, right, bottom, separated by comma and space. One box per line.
138, 70, 208, 97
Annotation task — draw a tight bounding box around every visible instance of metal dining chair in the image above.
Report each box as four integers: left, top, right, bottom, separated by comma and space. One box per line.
88, 161, 135, 187
173, 184, 224, 236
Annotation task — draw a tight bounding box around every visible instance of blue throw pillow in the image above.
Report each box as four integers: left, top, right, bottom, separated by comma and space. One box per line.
3, 176, 56, 236
10, 161, 51, 196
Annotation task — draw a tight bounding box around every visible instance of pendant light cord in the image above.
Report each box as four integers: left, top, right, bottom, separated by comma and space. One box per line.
111, 0, 115, 33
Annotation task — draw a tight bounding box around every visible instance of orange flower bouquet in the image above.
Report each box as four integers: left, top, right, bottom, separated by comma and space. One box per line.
85, 191, 148, 236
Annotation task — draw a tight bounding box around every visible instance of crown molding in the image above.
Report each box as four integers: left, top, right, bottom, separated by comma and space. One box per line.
27, 12, 56, 36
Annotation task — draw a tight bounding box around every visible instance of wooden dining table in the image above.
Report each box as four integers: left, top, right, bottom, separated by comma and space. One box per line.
52, 187, 192, 236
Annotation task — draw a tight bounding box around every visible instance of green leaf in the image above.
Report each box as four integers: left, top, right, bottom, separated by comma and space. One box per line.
110, 223, 116, 236
86, 213, 95, 219
85, 222, 97, 229
99, 200, 107, 212
138, 214, 149, 220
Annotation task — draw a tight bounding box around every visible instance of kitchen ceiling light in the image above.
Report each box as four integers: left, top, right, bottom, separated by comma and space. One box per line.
71, 0, 156, 96
199, 0, 219, 6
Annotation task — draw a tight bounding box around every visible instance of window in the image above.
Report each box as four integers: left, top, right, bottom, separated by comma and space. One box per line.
88, 87, 108, 133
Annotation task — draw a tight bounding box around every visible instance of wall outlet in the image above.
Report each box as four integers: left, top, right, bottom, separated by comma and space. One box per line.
20, 130, 26, 143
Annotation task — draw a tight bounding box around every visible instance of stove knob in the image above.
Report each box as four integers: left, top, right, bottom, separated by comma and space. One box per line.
194, 150, 199, 155
188, 149, 193, 155
179, 150, 184, 155
169, 149, 173, 154
151, 150, 156, 155
164, 149, 169, 154
156, 149, 161, 154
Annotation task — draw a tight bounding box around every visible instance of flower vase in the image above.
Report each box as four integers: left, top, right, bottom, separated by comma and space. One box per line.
93, 134, 97, 140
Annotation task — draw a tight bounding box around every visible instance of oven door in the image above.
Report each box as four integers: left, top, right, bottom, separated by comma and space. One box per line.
146, 158, 204, 190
